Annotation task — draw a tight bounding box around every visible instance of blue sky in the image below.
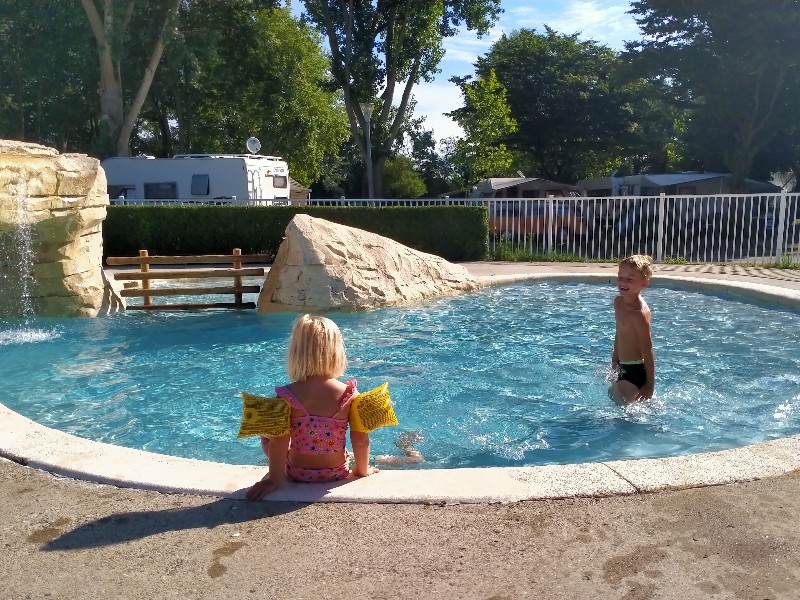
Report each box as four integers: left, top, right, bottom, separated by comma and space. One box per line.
415, 0, 643, 144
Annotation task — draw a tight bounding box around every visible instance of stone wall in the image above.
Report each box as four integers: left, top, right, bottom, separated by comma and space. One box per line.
0, 140, 123, 317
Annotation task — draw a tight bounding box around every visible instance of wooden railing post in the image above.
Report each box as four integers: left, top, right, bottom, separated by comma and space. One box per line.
140, 249, 151, 307
233, 248, 243, 307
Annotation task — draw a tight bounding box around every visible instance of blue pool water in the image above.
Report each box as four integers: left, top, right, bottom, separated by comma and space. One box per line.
1, 281, 799, 469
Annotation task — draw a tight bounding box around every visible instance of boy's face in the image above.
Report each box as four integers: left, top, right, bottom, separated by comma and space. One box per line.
617, 263, 649, 297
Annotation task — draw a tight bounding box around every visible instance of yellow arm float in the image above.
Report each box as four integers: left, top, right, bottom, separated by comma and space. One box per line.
237, 392, 291, 438
349, 382, 399, 433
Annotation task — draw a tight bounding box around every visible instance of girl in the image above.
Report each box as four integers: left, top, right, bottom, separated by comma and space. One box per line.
246, 314, 378, 500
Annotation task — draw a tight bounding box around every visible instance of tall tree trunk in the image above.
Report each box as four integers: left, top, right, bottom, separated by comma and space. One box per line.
81, 0, 180, 158
725, 146, 756, 193
372, 154, 388, 199
152, 102, 173, 157
81, 0, 126, 157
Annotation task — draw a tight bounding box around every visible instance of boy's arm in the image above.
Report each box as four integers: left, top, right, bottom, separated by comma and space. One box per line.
636, 316, 656, 400
350, 430, 378, 477
246, 434, 290, 500
611, 299, 620, 367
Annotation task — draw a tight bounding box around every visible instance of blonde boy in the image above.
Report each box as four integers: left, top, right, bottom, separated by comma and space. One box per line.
610, 254, 655, 403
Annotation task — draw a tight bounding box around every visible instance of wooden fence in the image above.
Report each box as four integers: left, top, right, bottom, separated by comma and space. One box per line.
107, 248, 269, 310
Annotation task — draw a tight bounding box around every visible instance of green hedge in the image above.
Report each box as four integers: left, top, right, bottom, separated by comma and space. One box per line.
103, 205, 488, 262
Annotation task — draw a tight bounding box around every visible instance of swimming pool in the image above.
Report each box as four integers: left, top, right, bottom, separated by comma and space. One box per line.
2, 280, 799, 469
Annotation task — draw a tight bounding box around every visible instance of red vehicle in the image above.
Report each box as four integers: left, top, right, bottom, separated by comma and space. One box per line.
487, 198, 587, 239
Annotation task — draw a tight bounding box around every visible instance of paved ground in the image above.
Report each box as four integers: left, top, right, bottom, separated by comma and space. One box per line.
3, 262, 800, 599
3, 458, 800, 600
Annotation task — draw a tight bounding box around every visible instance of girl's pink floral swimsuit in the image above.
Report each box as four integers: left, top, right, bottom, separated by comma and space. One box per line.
276, 379, 358, 483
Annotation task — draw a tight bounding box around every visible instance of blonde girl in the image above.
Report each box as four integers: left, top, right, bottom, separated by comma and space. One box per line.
246, 314, 378, 500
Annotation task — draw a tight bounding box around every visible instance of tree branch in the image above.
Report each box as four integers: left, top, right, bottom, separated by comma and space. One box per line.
116, 0, 181, 155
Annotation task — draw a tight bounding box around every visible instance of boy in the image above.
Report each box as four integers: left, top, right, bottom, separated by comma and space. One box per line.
609, 254, 655, 403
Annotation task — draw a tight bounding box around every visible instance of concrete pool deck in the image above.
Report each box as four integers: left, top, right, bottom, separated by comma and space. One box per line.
2, 261, 800, 504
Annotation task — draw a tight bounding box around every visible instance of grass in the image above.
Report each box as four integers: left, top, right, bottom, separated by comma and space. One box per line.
490, 242, 800, 269
492, 241, 596, 263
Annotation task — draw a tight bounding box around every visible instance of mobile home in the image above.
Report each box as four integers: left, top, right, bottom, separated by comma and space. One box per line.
101, 154, 290, 205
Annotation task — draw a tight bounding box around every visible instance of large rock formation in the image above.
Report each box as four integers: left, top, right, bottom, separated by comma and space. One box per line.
258, 214, 480, 312
0, 140, 123, 317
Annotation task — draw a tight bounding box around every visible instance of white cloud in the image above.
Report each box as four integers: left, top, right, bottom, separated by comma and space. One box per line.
500, 0, 640, 50
441, 24, 505, 69
402, 81, 465, 145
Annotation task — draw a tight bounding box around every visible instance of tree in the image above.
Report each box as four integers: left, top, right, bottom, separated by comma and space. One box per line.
0, 1, 97, 151
472, 28, 641, 183
382, 155, 427, 198
628, 0, 800, 189
446, 68, 517, 187
405, 125, 457, 198
297, 0, 502, 197
607, 72, 689, 176
80, 0, 181, 157
146, 2, 350, 185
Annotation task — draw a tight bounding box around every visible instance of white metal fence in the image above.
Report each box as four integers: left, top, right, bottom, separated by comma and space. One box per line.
479, 192, 799, 265
111, 192, 800, 265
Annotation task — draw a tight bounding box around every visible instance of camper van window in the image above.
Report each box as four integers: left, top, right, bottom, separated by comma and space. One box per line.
274, 175, 288, 189
108, 185, 137, 200
522, 190, 540, 198
144, 182, 178, 200
191, 174, 210, 195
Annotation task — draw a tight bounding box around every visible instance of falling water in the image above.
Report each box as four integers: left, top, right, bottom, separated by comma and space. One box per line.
14, 179, 36, 320
0, 179, 47, 343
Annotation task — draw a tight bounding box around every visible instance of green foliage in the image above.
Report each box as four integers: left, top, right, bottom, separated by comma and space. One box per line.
491, 240, 589, 263
382, 156, 427, 199
474, 27, 636, 183
662, 256, 688, 265
447, 69, 517, 186
453, 26, 691, 184
0, 1, 348, 186
147, 3, 349, 186
776, 257, 800, 270
628, 0, 800, 188
299, 0, 502, 197
0, 1, 96, 151
104, 205, 488, 262
606, 76, 689, 176
404, 125, 457, 198
81, 0, 182, 157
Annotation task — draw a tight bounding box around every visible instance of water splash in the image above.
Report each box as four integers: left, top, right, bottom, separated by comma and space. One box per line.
596, 363, 618, 384
0, 327, 59, 346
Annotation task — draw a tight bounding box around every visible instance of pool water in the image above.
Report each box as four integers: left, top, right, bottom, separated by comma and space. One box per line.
1, 281, 799, 469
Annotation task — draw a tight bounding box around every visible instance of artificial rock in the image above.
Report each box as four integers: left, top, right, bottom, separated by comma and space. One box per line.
0, 140, 123, 317
257, 214, 480, 312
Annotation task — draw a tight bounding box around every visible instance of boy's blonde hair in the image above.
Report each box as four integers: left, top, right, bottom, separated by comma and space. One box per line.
620, 254, 654, 280
286, 314, 347, 381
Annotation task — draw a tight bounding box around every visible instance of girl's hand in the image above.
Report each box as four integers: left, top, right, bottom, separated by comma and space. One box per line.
246, 477, 280, 501
351, 465, 380, 478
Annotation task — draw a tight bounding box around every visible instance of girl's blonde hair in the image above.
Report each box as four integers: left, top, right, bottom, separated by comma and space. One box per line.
286, 314, 347, 381
620, 254, 654, 280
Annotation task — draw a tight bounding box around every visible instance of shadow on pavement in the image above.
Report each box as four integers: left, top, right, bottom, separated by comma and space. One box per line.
41, 495, 306, 551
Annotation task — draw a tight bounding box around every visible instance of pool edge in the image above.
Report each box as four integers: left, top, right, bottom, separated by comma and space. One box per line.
3, 401, 800, 504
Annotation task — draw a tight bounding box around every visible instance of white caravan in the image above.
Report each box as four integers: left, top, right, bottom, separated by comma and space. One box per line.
101, 154, 290, 205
